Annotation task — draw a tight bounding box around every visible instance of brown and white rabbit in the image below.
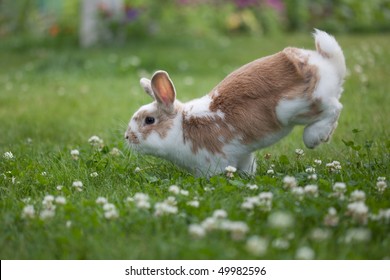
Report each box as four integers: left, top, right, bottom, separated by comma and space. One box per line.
125, 29, 346, 177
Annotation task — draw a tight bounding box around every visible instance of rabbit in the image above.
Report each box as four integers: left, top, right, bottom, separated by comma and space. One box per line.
125, 29, 346, 177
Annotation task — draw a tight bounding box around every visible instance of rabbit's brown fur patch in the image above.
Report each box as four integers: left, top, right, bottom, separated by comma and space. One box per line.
209, 49, 318, 145
182, 113, 235, 155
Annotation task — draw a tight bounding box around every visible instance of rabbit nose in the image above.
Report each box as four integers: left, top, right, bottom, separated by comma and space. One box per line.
125, 130, 140, 144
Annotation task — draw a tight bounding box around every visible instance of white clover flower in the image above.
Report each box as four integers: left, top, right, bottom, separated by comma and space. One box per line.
188, 224, 206, 239
305, 167, 316, 173
55, 196, 66, 205
267, 169, 274, 175
326, 161, 342, 173
291, 187, 304, 200
65, 220, 72, 228
180, 190, 189, 196
165, 196, 177, 206
225, 221, 249, 241
90, 172, 98, 177
40, 209, 55, 220
332, 182, 347, 199
136, 200, 151, 209
3, 151, 14, 160
225, 166, 237, 173
295, 246, 315, 260
259, 192, 273, 201
295, 148, 304, 156
187, 200, 200, 208
168, 185, 181, 195
258, 192, 273, 211
310, 228, 331, 241
43, 195, 55, 204
72, 180, 83, 191
344, 228, 371, 243
246, 184, 258, 190
22, 205, 35, 219
102, 203, 119, 220
198, 213, 250, 240
72, 181, 83, 187
377, 176, 386, 182
201, 217, 219, 232
134, 192, 149, 202
225, 165, 237, 178
241, 196, 261, 210
96, 197, 108, 205
110, 147, 121, 156
70, 149, 79, 160
314, 159, 322, 165
154, 202, 178, 216
103, 203, 116, 212
88, 135, 103, 146
241, 200, 255, 210
304, 184, 319, 197
308, 173, 318, 180
376, 181, 387, 193
42, 195, 55, 209
246, 236, 268, 256
324, 207, 339, 227
268, 211, 294, 229
213, 209, 228, 219
347, 201, 369, 225
104, 209, 119, 220
350, 190, 366, 202
56, 185, 63, 191
272, 238, 290, 249
154, 197, 178, 216
134, 167, 141, 173
283, 175, 297, 189
131, 193, 151, 209
333, 182, 346, 192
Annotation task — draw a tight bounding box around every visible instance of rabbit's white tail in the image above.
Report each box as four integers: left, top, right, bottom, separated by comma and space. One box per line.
313, 29, 346, 81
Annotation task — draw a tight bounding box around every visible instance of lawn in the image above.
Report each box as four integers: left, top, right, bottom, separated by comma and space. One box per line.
0, 32, 389, 259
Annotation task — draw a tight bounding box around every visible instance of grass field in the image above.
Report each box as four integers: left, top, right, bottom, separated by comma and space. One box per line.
1, 32, 389, 259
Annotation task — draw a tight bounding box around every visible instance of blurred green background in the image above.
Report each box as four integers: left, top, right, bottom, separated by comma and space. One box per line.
1, 0, 390, 48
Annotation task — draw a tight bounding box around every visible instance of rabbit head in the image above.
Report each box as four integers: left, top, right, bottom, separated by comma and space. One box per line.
125, 71, 183, 158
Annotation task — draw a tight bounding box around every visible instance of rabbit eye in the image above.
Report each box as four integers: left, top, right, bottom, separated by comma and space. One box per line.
145, 116, 155, 125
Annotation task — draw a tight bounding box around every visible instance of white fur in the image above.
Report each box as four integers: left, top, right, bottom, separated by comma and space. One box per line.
184, 95, 225, 120
276, 98, 312, 126
313, 29, 346, 79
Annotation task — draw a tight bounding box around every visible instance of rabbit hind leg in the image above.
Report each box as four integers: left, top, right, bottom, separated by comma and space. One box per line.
303, 98, 342, 149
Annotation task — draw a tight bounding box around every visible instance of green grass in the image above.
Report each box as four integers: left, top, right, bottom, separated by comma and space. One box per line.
1, 33, 389, 259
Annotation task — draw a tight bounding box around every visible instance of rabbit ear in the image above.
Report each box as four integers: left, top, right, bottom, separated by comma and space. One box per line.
151, 71, 176, 111
140, 78, 154, 99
